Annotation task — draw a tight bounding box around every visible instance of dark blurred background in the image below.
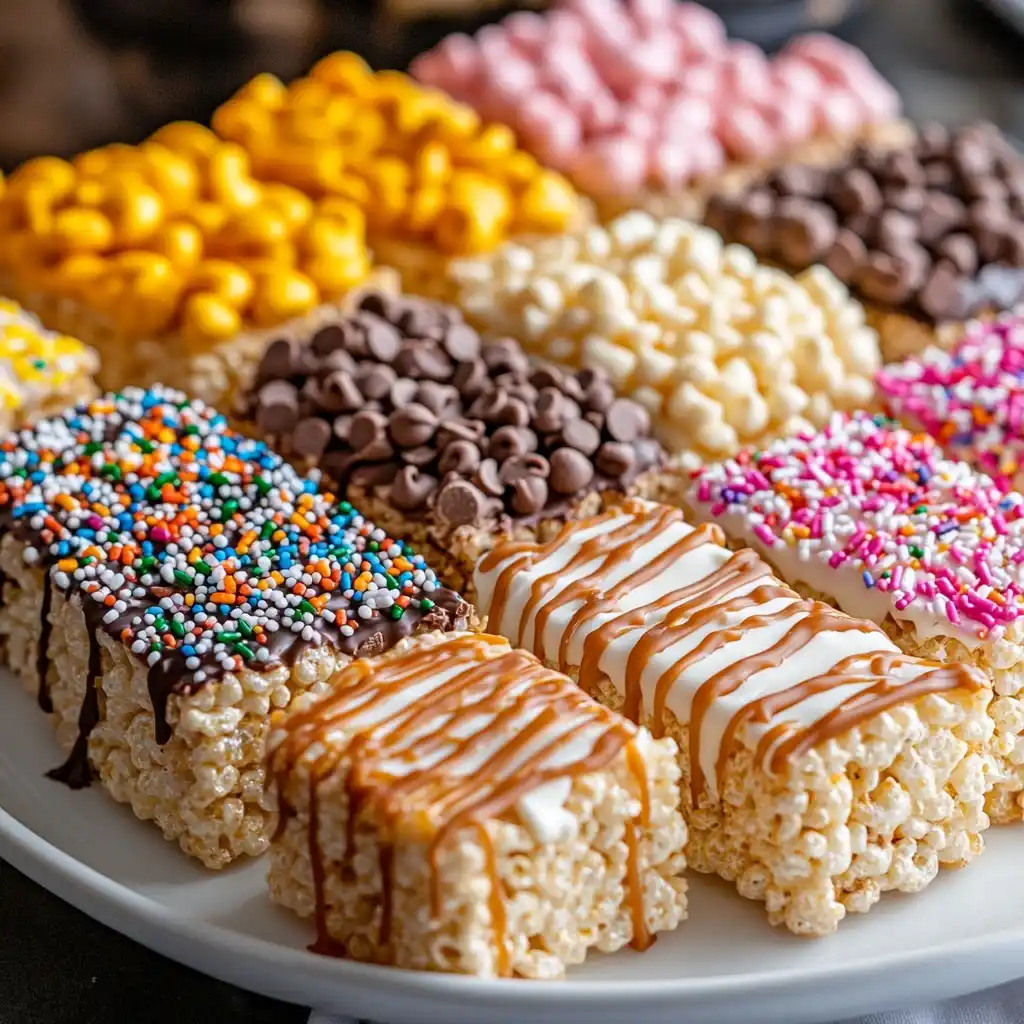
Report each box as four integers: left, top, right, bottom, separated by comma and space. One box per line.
0, 0, 1022, 172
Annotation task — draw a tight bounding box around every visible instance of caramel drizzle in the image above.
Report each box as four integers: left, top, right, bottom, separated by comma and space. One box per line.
481, 499, 983, 803
269, 634, 654, 971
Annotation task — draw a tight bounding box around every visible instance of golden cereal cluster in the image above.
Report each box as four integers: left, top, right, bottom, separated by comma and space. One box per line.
211, 52, 582, 256
0, 124, 371, 347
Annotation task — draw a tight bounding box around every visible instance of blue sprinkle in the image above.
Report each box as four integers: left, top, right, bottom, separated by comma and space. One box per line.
862, 571, 874, 588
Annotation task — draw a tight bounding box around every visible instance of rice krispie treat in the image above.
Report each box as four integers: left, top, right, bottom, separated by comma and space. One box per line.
475, 498, 994, 935
211, 53, 586, 302
451, 211, 881, 462
704, 122, 1024, 361
237, 290, 670, 598
0, 297, 97, 432
0, 125, 392, 406
0, 386, 469, 868
266, 630, 687, 977
412, 0, 904, 222
685, 413, 1024, 822
877, 312, 1024, 491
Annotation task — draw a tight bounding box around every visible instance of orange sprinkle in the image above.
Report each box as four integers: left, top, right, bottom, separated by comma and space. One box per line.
210, 592, 236, 605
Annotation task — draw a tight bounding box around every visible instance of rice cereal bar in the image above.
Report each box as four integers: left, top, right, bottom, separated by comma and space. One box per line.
685, 413, 1024, 822
412, 0, 906, 222
475, 498, 994, 935
266, 630, 687, 977
0, 124, 393, 406
0, 297, 97, 432
237, 289, 671, 598
0, 386, 470, 867
877, 312, 1024, 491
703, 122, 1024, 361
451, 211, 881, 463
210, 53, 586, 302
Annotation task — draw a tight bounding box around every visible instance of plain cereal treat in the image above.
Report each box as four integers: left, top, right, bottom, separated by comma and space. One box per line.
451, 211, 881, 463
687, 413, 1024, 822
0, 386, 470, 867
475, 498, 995, 935
266, 630, 688, 978
237, 290, 673, 599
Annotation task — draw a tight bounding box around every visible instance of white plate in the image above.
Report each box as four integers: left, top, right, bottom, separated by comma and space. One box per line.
1, 674, 1023, 1024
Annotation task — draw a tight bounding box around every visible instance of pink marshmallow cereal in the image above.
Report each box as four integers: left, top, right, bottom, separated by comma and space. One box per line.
411, 0, 901, 199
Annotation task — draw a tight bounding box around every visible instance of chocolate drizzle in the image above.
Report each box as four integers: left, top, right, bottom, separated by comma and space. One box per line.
270, 634, 654, 969
46, 630, 102, 788
36, 578, 52, 713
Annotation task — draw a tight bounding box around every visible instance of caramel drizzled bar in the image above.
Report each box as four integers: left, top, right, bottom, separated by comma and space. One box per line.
704, 122, 1024, 361
239, 290, 672, 597
266, 631, 688, 978
475, 499, 995, 935
0, 386, 469, 867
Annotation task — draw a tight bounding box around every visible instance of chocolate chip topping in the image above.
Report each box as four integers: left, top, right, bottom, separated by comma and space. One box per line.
242, 291, 665, 533
710, 122, 1024, 323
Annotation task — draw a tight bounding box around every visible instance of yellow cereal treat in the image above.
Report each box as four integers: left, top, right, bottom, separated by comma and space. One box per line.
211, 53, 587, 300
0, 298, 97, 431
450, 211, 882, 465
0, 124, 389, 406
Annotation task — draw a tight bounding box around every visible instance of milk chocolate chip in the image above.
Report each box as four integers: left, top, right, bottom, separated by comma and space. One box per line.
436, 479, 489, 525
824, 229, 868, 284
256, 380, 299, 435
391, 466, 438, 511
389, 403, 438, 447
292, 416, 331, 461
511, 476, 548, 515
605, 399, 651, 443
549, 448, 595, 495
595, 441, 636, 477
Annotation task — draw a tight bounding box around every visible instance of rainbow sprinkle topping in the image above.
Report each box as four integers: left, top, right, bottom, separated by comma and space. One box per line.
690, 412, 1024, 647
0, 298, 96, 416
0, 386, 463, 692
878, 314, 1024, 492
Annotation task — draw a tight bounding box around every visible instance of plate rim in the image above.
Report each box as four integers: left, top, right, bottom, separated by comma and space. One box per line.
4, 797, 1024, 1013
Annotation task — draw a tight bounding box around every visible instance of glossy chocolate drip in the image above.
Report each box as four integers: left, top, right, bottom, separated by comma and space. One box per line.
270, 634, 653, 970
36, 578, 52, 713
482, 499, 984, 802
46, 629, 102, 788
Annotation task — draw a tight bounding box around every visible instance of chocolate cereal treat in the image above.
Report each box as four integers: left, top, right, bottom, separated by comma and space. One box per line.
0, 386, 470, 867
239, 291, 670, 597
704, 122, 1024, 360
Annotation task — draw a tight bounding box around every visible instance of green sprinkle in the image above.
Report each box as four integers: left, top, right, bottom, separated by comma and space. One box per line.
137, 439, 155, 454
238, 620, 254, 638
32, 358, 46, 370
298, 599, 316, 615
139, 556, 157, 572
173, 569, 193, 587
368, 541, 379, 552
914, 505, 927, 515
419, 597, 434, 610
232, 641, 255, 660
222, 499, 239, 518
909, 546, 924, 558
339, 501, 352, 513
208, 472, 229, 487
254, 475, 272, 495
170, 620, 186, 639
79, 555, 94, 567
260, 521, 276, 540
218, 631, 242, 642
193, 559, 212, 576
385, 575, 398, 590
145, 484, 162, 501
149, 641, 163, 654
154, 617, 169, 633
12, 468, 27, 478
100, 463, 122, 481
155, 471, 176, 488
389, 605, 405, 620
184, 424, 200, 435
83, 442, 103, 456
